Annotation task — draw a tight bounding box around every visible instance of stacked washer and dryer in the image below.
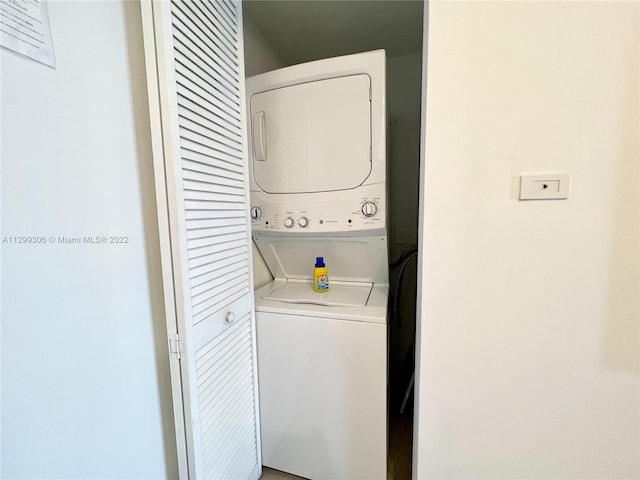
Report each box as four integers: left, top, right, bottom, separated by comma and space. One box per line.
247, 50, 388, 480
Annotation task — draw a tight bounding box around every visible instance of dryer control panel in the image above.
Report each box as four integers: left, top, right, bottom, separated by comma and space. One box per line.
250, 183, 386, 236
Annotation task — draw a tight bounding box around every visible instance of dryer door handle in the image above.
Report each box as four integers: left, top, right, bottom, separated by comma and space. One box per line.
252, 111, 267, 161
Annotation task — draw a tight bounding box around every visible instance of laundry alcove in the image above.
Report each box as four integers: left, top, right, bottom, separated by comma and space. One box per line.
141, 1, 424, 478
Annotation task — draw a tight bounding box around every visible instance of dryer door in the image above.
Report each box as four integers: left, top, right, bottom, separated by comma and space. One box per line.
250, 74, 372, 193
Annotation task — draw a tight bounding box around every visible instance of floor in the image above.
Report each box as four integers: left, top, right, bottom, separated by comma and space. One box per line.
258, 413, 413, 480
388, 413, 413, 480
260, 468, 306, 480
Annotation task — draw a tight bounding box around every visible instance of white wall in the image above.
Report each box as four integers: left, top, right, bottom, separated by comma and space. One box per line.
242, 12, 285, 289
242, 14, 286, 78
1, 1, 175, 477
415, 1, 639, 478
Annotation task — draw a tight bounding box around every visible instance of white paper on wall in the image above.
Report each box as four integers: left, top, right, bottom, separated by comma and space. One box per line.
0, 0, 55, 68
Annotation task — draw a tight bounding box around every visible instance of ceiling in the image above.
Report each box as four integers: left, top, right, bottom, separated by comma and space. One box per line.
242, 0, 424, 66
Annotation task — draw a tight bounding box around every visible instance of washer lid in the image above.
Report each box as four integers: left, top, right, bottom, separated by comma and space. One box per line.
250, 74, 372, 194
260, 280, 373, 307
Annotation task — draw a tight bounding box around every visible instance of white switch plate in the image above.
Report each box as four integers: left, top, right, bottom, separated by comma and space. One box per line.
519, 174, 570, 200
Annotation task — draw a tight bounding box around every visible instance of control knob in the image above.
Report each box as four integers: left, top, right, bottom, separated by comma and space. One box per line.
361, 201, 378, 217
250, 206, 262, 220
284, 217, 295, 228
298, 217, 309, 228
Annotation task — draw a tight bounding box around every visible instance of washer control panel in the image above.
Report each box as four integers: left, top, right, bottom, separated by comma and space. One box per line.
250, 184, 386, 234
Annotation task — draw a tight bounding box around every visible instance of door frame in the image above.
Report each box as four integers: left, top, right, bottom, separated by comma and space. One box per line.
139, 1, 190, 477
412, 2, 429, 479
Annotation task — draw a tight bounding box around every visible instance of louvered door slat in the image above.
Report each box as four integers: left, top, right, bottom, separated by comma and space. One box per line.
232, 447, 259, 480
183, 200, 244, 213
179, 110, 242, 152
192, 262, 248, 291
177, 79, 241, 130
192, 272, 249, 313
191, 259, 246, 292
198, 336, 250, 399
188, 239, 246, 264
178, 126, 243, 160
186, 215, 246, 230
184, 187, 244, 202
190, 256, 247, 280
174, 50, 240, 106
183, 177, 244, 191
182, 161, 243, 181
196, 0, 238, 49
202, 393, 254, 463
185, 196, 242, 211
179, 109, 242, 148
174, 0, 253, 314
203, 0, 238, 32
177, 99, 239, 143
176, 6, 237, 69
174, 74, 237, 112
191, 264, 247, 298
178, 97, 242, 142
183, 181, 244, 198
179, 96, 242, 140
191, 263, 248, 293
146, 0, 260, 477
190, 251, 245, 275
199, 357, 252, 403
218, 0, 238, 25
200, 368, 252, 431
180, 134, 244, 167
205, 410, 255, 474
189, 244, 246, 269
186, 225, 245, 242
186, 223, 245, 240
174, 0, 238, 70
192, 280, 248, 319
180, 128, 243, 164
182, 150, 243, 175
193, 288, 250, 325
200, 375, 252, 442
204, 407, 254, 468
199, 3, 238, 57
194, 315, 258, 479
197, 323, 248, 382
191, 271, 250, 310
183, 178, 244, 195
188, 235, 247, 255
191, 266, 249, 301
183, 187, 244, 201
172, 2, 238, 74
171, 15, 239, 87
174, 54, 239, 109
175, 58, 240, 115
199, 356, 252, 421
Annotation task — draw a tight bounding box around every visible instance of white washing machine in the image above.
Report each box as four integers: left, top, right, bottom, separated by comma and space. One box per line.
247, 50, 388, 480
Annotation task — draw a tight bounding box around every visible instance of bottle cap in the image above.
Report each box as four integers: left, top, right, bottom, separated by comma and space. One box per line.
315, 256, 325, 267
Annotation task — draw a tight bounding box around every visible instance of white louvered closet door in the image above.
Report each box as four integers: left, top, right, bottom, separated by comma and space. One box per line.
141, 1, 260, 479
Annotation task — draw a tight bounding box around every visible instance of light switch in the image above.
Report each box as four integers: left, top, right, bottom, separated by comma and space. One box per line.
519, 174, 570, 200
